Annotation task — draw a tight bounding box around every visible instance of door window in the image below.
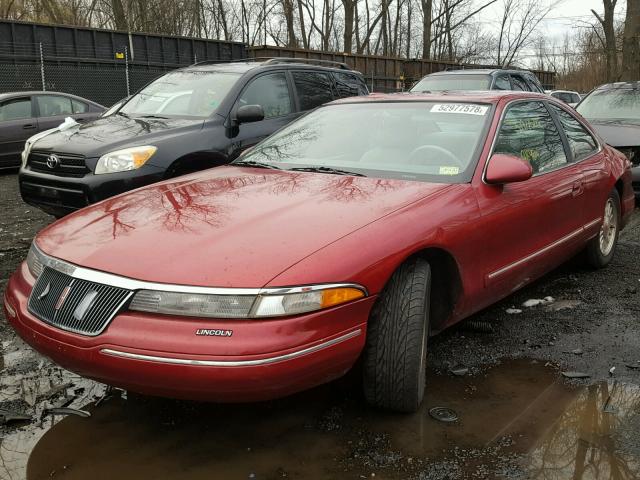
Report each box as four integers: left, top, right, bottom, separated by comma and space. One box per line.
494, 75, 511, 90
292, 71, 335, 111
494, 101, 568, 174
0, 97, 31, 121
549, 104, 598, 161
37, 96, 74, 117
333, 72, 368, 97
238, 73, 292, 119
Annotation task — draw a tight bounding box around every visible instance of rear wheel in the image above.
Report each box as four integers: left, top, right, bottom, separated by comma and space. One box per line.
363, 258, 431, 412
585, 189, 620, 268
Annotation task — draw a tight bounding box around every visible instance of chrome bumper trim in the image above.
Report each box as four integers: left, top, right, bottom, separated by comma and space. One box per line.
29, 243, 368, 297
100, 328, 362, 367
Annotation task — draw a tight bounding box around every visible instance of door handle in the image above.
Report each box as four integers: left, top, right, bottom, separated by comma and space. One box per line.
22, 124, 36, 129
572, 181, 584, 197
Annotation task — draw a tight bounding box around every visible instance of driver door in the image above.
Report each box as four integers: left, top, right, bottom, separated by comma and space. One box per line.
227, 71, 298, 160
474, 100, 586, 304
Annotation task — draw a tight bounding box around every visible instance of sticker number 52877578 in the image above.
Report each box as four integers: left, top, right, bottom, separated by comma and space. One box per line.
430, 104, 489, 115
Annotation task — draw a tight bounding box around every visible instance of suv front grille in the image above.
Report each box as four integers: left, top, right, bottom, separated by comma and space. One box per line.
28, 267, 132, 336
28, 151, 89, 177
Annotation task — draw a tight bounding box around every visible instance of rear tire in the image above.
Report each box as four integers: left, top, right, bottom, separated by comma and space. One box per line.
585, 189, 620, 268
363, 258, 431, 412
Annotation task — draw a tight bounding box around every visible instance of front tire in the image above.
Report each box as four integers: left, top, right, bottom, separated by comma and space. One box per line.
363, 258, 431, 412
585, 189, 620, 268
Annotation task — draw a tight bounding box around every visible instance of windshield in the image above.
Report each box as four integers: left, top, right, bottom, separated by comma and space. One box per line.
411, 74, 492, 92
236, 102, 492, 183
120, 70, 241, 119
577, 87, 640, 121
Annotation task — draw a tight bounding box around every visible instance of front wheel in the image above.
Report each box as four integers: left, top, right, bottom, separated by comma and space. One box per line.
363, 258, 431, 412
585, 189, 620, 268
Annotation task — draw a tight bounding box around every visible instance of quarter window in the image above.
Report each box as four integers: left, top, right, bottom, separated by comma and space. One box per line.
37, 95, 74, 117
71, 99, 89, 113
292, 71, 335, 111
0, 97, 31, 121
549, 104, 598, 161
333, 72, 368, 98
494, 75, 511, 90
510, 75, 529, 91
238, 73, 292, 119
494, 101, 568, 174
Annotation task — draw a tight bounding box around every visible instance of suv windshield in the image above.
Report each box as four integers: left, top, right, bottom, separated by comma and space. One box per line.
120, 70, 241, 119
577, 87, 640, 122
236, 102, 492, 182
411, 74, 492, 92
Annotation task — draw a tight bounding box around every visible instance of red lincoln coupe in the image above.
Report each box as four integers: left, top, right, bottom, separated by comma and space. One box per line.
3, 92, 635, 412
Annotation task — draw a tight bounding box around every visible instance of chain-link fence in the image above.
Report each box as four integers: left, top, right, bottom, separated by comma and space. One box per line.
0, 42, 218, 107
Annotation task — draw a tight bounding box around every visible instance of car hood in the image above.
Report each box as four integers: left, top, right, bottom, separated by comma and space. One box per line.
36, 166, 451, 288
587, 120, 640, 148
31, 114, 205, 157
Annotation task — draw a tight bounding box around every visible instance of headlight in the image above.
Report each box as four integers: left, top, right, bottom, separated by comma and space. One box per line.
95, 146, 157, 175
26, 243, 45, 279
129, 285, 366, 318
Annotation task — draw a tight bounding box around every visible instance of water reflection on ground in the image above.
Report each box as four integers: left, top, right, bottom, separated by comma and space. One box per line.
1, 345, 639, 480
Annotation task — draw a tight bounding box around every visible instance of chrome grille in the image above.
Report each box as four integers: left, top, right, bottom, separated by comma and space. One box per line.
28, 151, 89, 177
28, 267, 132, 336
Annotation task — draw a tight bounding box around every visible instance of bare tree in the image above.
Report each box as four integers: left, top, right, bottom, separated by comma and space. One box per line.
620, 0, 640, 81
591, 0, 619, 81
494, 0, 557, 67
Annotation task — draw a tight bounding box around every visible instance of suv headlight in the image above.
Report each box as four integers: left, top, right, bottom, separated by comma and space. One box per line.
95, 146, 157, 175
129, 285, 366, 318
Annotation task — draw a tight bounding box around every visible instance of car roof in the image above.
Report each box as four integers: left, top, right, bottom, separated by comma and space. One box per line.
0, 90, 103, 106
329, 90, 548, 106
593, 81, 640, 91
550, 90, 579, 94
426, 69, 534, 76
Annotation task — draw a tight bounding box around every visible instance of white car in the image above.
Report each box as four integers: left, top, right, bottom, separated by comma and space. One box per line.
548, 90, 581, 108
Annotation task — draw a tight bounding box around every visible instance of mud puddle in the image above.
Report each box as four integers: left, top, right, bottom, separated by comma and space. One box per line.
0, 355, 638, 480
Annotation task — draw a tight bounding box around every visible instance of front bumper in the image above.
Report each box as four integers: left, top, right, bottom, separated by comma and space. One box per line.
3, 263, 372, 402
19, 165, 165, 217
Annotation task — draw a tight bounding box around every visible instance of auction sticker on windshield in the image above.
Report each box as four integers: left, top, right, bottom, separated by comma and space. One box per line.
430, 104, 489, 115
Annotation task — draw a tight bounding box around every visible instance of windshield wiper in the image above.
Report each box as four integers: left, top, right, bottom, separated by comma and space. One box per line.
290, 166, 365, 177
232, 160, 282, 170
136, 114, 169, 119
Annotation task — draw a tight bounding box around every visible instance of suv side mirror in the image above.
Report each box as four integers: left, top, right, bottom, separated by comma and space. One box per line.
485, 153, 533, 184
236, 105, 265, 124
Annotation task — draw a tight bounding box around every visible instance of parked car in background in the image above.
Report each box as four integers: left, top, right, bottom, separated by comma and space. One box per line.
0, 91, 104, 170
18, 58, 369, 217
410, 69, 545, 93
576, 82, 640, 197
548, 90, 581, 107
5, 91, 634, 413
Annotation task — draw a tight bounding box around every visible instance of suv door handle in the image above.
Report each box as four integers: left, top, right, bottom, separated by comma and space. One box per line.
23, 124, 36, 129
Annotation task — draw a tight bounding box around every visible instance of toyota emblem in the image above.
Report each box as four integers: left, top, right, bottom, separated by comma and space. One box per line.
46, 154, 60, 169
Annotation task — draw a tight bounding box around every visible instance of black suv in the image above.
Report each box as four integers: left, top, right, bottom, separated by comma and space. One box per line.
410, 69, 545, 93
19, 58, 368, 217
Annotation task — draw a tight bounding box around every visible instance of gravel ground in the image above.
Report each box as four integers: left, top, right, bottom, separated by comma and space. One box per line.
0, 171, 639, 480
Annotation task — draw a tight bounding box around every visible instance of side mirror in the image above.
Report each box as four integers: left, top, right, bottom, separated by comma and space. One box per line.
485, 153, 533, 184
236, 105, 265, 124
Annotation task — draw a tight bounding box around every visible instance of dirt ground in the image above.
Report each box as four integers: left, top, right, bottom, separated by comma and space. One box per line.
1, 170, 639, 480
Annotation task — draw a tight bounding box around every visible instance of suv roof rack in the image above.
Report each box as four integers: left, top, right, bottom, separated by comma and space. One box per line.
257, 57, 351, 70
189, 57, 352, 70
